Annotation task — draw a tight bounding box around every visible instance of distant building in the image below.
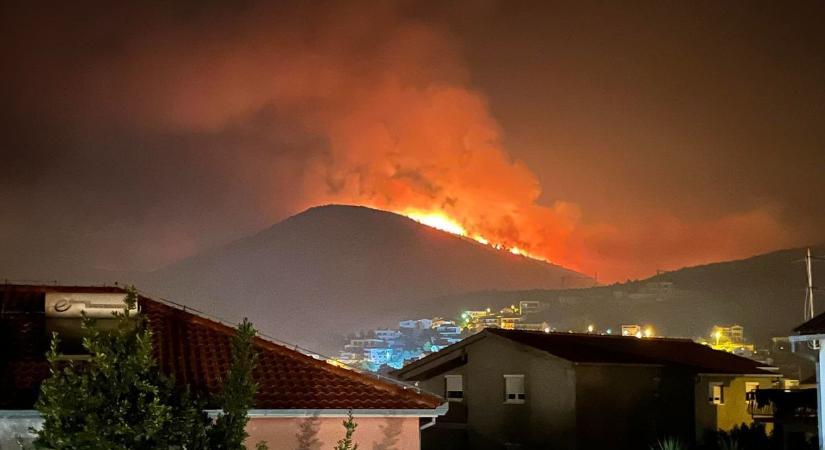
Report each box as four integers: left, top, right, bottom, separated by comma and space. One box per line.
400, 318, 433, 329
363, 346, 393, 367
706, 325, 754, 355
375, 329, 402, 341
436, 324, 461, 336
514, 322, 548, 332
396, 329, 779, 450
498, 316, 523, 330
464, 310, 488, 320
713, 324, 745, 343
518, 300, 541, 315
337, 351, 361, 365
432, 318, 456, 329
348, 338, 384, 348
477, 316, 499, 329
621, 324, 641, 337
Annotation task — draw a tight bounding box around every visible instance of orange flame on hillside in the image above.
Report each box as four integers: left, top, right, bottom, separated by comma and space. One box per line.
404, 210, 467, 236
402, 209, 549, 263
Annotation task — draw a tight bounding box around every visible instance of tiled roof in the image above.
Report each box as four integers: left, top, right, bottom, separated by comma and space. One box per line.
0, 284, 442, 411
485, 328, 774, 375
793, 311, 825, 335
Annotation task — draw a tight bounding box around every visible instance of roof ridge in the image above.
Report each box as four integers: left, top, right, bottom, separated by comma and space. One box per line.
491, 328, 695, 342
485, 328, 772, 375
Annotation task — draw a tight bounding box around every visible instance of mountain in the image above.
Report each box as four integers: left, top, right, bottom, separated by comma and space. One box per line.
140, 205, 591, 353
426, 245, 825, 346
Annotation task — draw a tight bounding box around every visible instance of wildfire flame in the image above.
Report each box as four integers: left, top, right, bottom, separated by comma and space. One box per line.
403, 210, 467, 236
401, 209, 548, 263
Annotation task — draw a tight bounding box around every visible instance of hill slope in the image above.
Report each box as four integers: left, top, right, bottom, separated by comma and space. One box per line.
141, 205, 590, 352
427, 245, 825, 345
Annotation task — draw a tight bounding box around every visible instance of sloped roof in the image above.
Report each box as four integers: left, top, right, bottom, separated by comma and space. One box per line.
486, 329, 773, 374
0, 284, 442, 411
793, 311, 825, 335
395, 328, 774, 379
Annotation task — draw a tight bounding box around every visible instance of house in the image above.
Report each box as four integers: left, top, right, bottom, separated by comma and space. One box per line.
375, 329, 403, 341
714, 324, 746, 343
780, 309, 825, 449
498, 315, 522, 330
514, 322, 549, 332
517, 300, 541, 315
0, 284, 446, 449
400, 319, 433, 330
621, 324, 642, 337
393, 328, 780, 450
748, 385, 816, 449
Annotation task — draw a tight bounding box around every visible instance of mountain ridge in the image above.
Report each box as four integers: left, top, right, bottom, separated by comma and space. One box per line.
422, 244, 825, 345
139, 204, 591, 352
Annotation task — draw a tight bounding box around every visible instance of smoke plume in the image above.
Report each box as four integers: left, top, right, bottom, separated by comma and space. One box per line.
0, 1, 807, 281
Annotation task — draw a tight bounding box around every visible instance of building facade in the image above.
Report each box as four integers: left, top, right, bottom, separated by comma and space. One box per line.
394, 328, 779, 450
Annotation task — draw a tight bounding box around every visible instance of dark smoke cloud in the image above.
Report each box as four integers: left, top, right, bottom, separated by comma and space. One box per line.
1, 1, 822, 281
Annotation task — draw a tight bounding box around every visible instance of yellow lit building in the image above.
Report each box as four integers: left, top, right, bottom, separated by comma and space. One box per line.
704, 324, 754, 355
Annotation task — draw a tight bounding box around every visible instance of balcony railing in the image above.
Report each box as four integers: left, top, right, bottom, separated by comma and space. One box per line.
748, 389, 817, 422
748, 400, 775, 419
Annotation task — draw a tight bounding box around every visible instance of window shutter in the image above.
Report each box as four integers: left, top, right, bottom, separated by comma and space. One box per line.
445, 375, 464, 401
504, 375, 526, 403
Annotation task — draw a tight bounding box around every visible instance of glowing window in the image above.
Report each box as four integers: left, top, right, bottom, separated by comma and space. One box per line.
504, 374, 526, 404
745, 381, 760, 403
709, 382, 725, 405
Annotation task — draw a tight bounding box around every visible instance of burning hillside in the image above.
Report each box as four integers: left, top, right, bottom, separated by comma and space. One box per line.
402, 209, 546, 261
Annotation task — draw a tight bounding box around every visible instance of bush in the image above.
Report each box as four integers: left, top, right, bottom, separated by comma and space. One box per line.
701, 423, 773, 450
651, 436, 686, 450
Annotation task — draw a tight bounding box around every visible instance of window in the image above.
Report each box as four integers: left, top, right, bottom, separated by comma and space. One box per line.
504, 374, 526, 404
745, 381, 760, 403
709, 382, 724, 405
445, 375, 464, 401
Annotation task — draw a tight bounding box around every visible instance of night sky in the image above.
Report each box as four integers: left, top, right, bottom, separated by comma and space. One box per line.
2, 1, 824, 281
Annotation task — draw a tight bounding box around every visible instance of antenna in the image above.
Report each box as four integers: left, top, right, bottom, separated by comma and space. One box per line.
805, 248, 815, 322
802, 248, 825, 350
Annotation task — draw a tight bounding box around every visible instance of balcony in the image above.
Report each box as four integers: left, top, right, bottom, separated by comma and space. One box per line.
748, 389, 817, 422
748, 400, 775, 420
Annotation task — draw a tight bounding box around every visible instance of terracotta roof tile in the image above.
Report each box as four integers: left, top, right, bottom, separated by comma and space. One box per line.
0, 284, 442, 411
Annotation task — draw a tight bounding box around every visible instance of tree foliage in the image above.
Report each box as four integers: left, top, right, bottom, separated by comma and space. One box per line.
333, 411, 359, 450
208, 318, 260, 450
34, 286, 265, 449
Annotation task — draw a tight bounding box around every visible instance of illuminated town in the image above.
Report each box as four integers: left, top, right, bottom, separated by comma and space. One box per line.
337, 295, 767, 374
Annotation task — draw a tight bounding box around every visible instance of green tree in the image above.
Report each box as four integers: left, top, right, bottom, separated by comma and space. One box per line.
208, 318, 260, 450
34, 286, 265, 449
333, 411, 359, 450
34, 287, 196, 449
